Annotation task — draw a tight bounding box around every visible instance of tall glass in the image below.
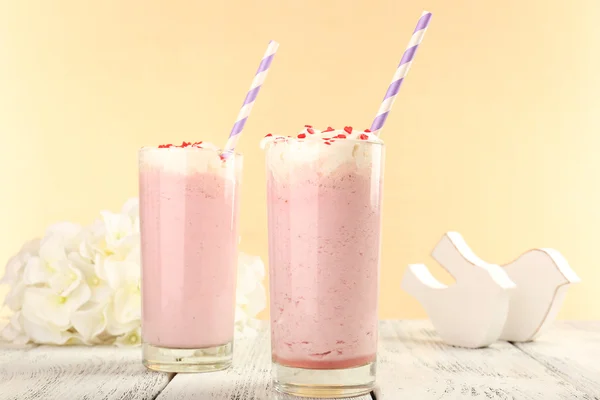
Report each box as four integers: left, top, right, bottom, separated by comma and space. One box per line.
139, 147, 242, 372
265, 138, 384, 398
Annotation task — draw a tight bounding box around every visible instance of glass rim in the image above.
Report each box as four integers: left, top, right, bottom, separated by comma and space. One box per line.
264, 138, 385, 149
138, 146, 243, 158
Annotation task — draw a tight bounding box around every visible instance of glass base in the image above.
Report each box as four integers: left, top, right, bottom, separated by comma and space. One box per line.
142, 341, 232, 373
272, 360, 376, 398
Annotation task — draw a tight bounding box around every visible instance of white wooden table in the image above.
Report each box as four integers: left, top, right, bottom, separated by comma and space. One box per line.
1, 321, 598, 399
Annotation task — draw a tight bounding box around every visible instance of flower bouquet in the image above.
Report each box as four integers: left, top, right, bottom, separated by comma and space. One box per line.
0, 199, 266, 346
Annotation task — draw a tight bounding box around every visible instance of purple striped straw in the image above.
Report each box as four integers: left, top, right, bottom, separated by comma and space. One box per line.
223, 40, 279, 154
370, 11, 432, 136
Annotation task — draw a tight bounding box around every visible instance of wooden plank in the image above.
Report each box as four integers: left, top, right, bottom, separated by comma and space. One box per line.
513, 321, 600, 398
0, 345, 171, 400
374, 320, 589, 399
158, 331, 372, 400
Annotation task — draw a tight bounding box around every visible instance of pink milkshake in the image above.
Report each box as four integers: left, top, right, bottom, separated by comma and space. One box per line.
263, 126, 384, 398
139, 142, 242, 372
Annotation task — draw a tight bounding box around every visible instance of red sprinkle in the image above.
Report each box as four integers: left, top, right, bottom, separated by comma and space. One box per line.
304, 124, 312, 128
298, 133, 307, 139
323, 126, 335, 132
359, 134, 369, 140
330, 140, 335, 142
335, 134, 347, 139
324, 142, 332, 145
265, 133, 273, 137
343, 126, 353, 134
322, 137, 330, 140
219, 154, 226, 161
307, 128, 315, 134
364, 129, 371, 133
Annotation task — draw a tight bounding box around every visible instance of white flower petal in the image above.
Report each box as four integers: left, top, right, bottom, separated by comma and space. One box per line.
1, 255, 25, 285
115, 327, 141, 347
67, 253, 111, 304
45, 223, 85, 253
105, 303, 139, 336
101, 211, 134, 249
247, 254, 266, 280
245, 282, 267, 318
68, 253, 92, 273
93, 255, 109, 281
1, 312, 29, 343
20, 238, 41, 256
23, 287, 68, 328
38, 235, 68, 266
65, 333, 89, 345
4, 281, 26, 311
236, 253, 266, 310
45, 222, 83, 240
47, 260, 84, 297
2, 238, 41, 285
72, 303, 108, 342
234, 253, 267, 335
103, 260, 139, 290
22, 318, 73, 345
237, 253, 265, 296
22, 283, 91, 329
23, 257, 52, 285
235, 305, 248, 324
112, 286, 141, 324
64, 282, 92, 314
121, 198, 139, 220
125, 241, 140, 264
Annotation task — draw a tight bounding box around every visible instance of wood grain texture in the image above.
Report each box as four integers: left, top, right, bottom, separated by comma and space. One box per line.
1, 322, 599, 399
157, 332, 372, 400
375, 320, 591, 399
514, 321, 600, 398
0, 345, 171, 400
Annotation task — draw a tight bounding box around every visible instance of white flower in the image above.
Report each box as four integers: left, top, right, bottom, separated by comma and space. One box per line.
235, 253, 267, 336
0, 312, 29, 345
115, 327, 141, 347
71, 303, 108, 344
100, 199, 139, 257
103, 257, 141, 336
1, 197, 267, 346
22, 318, 76, 345
23, 232, 81, 293
22, 284, 91, 330
68, 253, 112, 306
1, 239, 41, 312
1, 238, 40, 287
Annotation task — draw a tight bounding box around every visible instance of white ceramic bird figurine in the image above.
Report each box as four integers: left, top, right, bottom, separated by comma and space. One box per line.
402, 232, 516, 348
500, 248, 580, 342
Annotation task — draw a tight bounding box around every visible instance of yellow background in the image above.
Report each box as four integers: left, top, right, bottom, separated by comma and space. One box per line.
1, 1, 598, 320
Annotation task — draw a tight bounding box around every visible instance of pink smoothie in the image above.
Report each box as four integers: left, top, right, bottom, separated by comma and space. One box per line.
265, 129, 384, 370
139, 147, 241, 349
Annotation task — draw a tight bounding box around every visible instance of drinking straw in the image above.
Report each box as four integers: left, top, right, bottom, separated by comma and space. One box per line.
370, 11, 432, 136
223, 40, 280, 154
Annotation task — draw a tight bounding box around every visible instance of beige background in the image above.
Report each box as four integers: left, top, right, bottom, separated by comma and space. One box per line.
0, 1, 598, 320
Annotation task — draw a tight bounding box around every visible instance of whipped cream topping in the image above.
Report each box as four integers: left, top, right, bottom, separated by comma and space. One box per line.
261, 126, 384, 180
260, 126, 382, 149
140, 141, 241, 177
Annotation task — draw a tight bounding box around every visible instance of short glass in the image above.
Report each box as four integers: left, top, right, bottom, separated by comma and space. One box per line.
265, 138, 384, 397
138, 147, 242, 372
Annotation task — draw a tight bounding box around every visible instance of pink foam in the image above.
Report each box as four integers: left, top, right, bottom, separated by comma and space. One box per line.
139, 167, 239, 349
267, 161, 382, 369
